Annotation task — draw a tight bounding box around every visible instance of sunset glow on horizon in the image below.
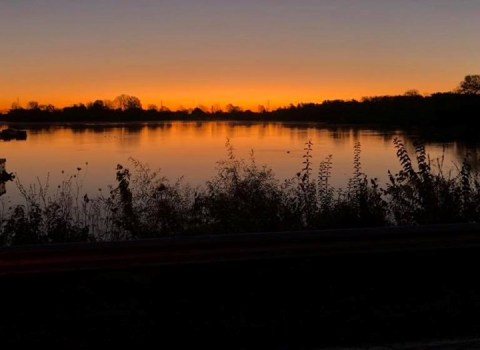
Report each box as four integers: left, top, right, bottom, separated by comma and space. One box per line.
1, 0, 479, 111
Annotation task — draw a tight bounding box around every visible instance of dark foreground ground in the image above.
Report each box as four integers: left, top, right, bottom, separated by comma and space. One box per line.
2, 224, 480, 349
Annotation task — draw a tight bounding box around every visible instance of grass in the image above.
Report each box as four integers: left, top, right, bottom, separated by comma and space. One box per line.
1, 138, 480, 246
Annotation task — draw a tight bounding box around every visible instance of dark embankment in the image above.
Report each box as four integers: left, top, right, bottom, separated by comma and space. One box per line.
2, 224, 480, 348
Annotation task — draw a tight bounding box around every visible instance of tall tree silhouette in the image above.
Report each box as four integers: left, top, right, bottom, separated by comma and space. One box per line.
458, 75, 480, 94
113, 94, 142, 111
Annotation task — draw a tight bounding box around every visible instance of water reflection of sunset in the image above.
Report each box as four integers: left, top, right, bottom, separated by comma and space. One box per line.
0, 122, 468, 203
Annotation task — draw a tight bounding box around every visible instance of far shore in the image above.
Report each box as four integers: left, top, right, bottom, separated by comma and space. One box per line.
0, 93, 478, 136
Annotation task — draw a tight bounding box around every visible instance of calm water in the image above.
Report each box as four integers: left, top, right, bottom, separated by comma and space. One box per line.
0, 122, 476, 205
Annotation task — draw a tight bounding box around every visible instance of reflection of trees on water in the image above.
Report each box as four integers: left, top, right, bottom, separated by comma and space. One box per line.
320, 126, 399, 145
452, 143, 480, 170
329, 128, 353, 143
3, 121, 479, 173
390, 138, 480, 172
280, 125, 480, 173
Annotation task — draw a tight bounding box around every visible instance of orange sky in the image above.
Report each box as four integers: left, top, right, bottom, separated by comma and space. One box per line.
1, 1, 479, 111
0, 68, 467, 112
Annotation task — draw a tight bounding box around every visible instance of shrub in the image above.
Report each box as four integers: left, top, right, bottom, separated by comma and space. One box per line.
1, 139, 479, 247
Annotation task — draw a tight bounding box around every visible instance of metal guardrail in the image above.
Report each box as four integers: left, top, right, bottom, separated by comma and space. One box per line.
1, 223, 480, 275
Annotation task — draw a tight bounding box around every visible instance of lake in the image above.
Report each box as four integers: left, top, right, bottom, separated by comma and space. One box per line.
0, 122, 476, 205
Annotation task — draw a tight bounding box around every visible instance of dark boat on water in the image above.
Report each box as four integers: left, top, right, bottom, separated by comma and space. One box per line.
0, 128, 27, 140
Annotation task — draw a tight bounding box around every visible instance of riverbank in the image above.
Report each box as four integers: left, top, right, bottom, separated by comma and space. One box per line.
2, 93, 479, 135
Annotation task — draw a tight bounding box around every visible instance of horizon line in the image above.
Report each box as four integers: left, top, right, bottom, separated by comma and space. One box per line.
1, 89, 458, 114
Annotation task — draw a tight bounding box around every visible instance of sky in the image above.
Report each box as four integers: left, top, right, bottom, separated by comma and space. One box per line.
1, 0, 479, 110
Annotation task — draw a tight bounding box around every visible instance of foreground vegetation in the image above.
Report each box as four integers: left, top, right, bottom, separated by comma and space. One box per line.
1, 139, 480, 246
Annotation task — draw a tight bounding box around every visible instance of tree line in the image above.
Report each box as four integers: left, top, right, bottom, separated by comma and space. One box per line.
2, 75, 479, 133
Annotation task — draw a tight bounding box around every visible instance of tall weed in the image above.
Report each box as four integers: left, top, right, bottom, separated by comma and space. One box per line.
1, 138, 480, 246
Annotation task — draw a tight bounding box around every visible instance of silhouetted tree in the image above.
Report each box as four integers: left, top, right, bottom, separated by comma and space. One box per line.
404, 89, 421, 97
41, 104, 56, 112
88, 100, 109, 111
27, 101, 39, 110
191, 107, 206, 117
210, 104, 221, 113
113, 94, 142, 111
257, 105, 268, 113
10, 101, 21, 110
159, 105, 171, 112
458, 75, 480, 94
226, 104, 242, 113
